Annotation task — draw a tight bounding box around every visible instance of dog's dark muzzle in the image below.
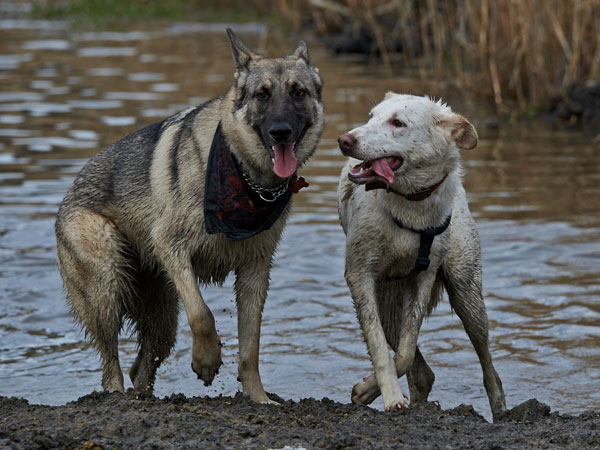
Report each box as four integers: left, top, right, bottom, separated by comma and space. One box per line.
262, 121, 307, 149
268, 122, 293, 144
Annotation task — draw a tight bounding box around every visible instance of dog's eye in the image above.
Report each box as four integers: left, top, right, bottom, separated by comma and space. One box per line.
293, 89, 306, 98
256, 91, 270, 100
391, 119, 406, 128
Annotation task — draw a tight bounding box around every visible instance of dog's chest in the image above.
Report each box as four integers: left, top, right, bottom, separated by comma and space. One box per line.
381, 230, 421, 276
381, 226, 449, 280
191, 229, 280, 284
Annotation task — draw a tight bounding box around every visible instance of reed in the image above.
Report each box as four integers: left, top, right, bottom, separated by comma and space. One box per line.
34, 0, 599, 112
277, 0, 600, 113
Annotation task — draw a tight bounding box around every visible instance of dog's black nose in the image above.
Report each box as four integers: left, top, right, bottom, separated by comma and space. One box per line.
268, 123, 293, 142
338, 133, 357, 155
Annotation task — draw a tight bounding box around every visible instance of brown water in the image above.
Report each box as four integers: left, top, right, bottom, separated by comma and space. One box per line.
1, 10, 599, 421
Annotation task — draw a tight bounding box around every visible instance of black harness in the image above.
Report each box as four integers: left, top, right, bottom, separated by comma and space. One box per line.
386, 213, 452, 281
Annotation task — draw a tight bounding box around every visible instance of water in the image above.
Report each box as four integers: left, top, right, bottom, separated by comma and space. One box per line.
1, 14, 599, 421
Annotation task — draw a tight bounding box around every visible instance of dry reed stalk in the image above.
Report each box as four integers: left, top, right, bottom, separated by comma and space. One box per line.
396, 1, 417, 60
363, 0, 394, 76
487, 2, 503, 112
279, 0, 600, 111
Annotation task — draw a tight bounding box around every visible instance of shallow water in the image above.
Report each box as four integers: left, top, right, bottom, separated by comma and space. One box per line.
0, 13, 599, 421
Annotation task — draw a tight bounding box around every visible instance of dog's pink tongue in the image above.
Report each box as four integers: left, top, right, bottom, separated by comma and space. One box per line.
371, 158, 395, 184
272, 143, 297, 178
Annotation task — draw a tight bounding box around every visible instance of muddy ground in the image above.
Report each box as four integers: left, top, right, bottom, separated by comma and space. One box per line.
1, 391, 598, 449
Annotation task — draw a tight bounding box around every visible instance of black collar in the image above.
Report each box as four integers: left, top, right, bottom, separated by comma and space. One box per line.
386, 213, 452, 281
365, 174, 448, 201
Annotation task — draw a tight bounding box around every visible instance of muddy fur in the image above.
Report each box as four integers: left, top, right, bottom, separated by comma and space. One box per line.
337, 93, 506, 421
55, 29, 324, 403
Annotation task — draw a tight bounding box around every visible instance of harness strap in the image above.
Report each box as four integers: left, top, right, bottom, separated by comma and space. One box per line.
386, 213, 452, 281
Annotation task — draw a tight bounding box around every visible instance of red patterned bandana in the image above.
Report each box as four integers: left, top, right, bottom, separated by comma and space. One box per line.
204, 123, 306, 241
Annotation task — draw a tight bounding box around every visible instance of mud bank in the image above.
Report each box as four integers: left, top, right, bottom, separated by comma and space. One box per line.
1, 392, 598, 449
547, 81, 600, 129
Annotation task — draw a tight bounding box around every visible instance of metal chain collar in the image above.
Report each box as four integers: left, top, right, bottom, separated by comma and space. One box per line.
241, 172, 290, 203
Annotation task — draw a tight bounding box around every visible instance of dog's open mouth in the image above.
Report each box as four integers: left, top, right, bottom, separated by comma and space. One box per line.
348, 156, 404, 185
266, 126, 308, 179
270, 143, 297, 178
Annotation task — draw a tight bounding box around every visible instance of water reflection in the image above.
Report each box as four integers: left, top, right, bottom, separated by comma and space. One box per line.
0, 16, 598, 421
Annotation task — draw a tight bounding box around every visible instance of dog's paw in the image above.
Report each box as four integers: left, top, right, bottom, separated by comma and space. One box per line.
192, 361, 222, 386
352, 374, 409, 411
191, 338, 223, 386
240, 380, 280, 405
258, 396, 280, 406
383, 393, 409, 411
351, 375, 380, 405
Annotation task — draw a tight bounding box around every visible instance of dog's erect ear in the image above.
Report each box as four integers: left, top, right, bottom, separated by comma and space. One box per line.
438, 114, 478, 150
226, 28, 261, 72
384, 91, 397, 100
289, 40, 310, 63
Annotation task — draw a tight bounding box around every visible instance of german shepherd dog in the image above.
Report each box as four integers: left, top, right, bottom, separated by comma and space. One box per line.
55, 29, 324, 403
337, 93, 505, 421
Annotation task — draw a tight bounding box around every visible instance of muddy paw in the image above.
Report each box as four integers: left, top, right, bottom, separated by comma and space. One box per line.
240, 378, 280, 405
351, 376, 380, 405
384, 393, 409, 411
259, 396, 280, 406
192, 361, 221, 386
191, 339, 223, 386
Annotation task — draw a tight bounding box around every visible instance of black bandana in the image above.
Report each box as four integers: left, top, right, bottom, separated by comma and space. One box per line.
204, 123, 294, 241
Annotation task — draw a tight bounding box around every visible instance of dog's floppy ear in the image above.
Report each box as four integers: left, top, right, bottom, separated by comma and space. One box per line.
384, 91, 397, 100
226, 28, 261, 72
438, 114, 478, 150
289, 40, 310, 63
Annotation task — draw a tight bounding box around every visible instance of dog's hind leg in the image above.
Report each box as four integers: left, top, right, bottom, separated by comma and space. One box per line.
442, 261, 506, 421
56, 209, 128, 392
406, 346, 435, 403
128, 271, 178, 394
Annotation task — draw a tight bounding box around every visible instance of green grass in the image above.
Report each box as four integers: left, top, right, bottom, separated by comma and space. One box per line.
32, 0, 282, 28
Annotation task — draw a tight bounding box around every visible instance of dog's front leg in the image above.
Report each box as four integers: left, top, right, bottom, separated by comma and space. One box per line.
160, 253, 223, 386
234, 262, 277, 404
346, 271, 408, 411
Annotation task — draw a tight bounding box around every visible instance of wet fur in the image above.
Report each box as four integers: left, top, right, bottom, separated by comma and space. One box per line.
55, 30, 324, 402
337, 93, 506, 421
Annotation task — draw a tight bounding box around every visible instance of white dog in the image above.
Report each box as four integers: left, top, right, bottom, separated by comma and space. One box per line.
337, 93, 506, 421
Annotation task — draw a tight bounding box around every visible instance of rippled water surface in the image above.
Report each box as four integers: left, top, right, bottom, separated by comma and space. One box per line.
1, 12, 599, 421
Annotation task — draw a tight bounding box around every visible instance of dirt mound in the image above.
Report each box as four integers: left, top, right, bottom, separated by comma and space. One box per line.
1, 392, 598, 449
